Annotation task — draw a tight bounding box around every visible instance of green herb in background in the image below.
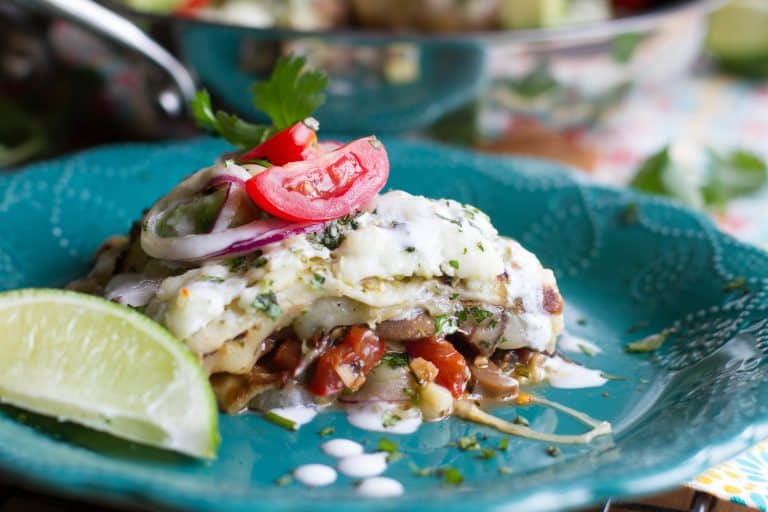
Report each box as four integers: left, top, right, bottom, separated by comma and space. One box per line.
630, 145, 767, 211
0, 96, 47, 168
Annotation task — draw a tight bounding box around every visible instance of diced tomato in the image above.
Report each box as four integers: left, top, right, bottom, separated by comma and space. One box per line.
239, 122, 319, 166
308, 326, 386, 396
175, 0, 213, 15
245, 136, 389, 222
406, 337, 470, 398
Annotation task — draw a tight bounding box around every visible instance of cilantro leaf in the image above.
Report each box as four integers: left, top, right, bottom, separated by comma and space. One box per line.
629, 147, 670, 196
703, 149, 768, 209
630, 145, 767, 211
189, 90, 273, 148
252, 55, 328, 131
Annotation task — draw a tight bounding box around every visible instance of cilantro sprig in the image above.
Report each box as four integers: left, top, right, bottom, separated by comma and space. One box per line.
190, 55, 328, 148
630, 145, 767, 211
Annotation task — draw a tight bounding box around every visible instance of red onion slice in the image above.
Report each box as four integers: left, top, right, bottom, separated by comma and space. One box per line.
140, 163, 325, 262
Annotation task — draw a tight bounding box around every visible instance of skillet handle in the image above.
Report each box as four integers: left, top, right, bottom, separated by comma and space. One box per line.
20, 0, 197, 116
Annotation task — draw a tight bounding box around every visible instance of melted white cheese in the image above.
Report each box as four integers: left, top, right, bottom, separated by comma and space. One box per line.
542, 356, 607, 389
269, 405, 317, 427
558, 331, 602, 355
345, 403, 422, 434
141, 190, 563, 374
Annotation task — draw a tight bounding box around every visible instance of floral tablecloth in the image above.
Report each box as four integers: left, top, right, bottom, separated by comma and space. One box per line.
583, 73, 768, 510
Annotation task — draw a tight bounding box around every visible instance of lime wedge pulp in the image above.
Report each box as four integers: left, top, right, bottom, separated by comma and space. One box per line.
0, 289, 219, 459
707, 0, 768, 60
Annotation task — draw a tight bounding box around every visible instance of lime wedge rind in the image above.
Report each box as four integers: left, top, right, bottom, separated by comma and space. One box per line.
0, 289, 220, 459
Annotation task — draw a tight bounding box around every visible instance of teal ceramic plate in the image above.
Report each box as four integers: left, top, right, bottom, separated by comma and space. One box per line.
1, 139, 768, 512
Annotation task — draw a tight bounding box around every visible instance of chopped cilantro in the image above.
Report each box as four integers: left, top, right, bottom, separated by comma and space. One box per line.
311, 273, 326, 290
600, 372, 627, 381
498, 437, 510, 451
378, 438, 398, 454
318, 426, 334, 437
307, 213, 360, 250
450, 292, 460, 300
439, 467, 464, 485
578, 344, 596, 357
448, 259, 460, 270
476, 241, 485, 252
377, 438, 403, 462
228, 256, 247, 273
478, 449, 496, 460
513, 415, 529, 426
404, 246, 416, 253
275, 474, 293, 486
468, 306, 493, 323
434, 314, 458, 336
200, 275, 225, 283
403, 387, 420, 403
626, 328, 674, 353
263, 411, 297, 430
456, 435, 480, 451
409, 463, 435, 477
379, 352, 409, 369
252, 292, 282, 320
382, 411, 402, 428
253, 256, 268, 268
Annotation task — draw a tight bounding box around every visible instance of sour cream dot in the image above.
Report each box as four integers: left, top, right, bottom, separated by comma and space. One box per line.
357, 477, 405, 498
293, 464, 337, 487
321, 439, 364, 458
337, 452, 388, 478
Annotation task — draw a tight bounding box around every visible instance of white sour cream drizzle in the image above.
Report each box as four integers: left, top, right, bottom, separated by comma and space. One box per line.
345, 403, 422, 434
293, 464, 337, 487
557, 331, 602, 355
321, 439, 364, 458
357, 477, 405, 498
337, 452, 388, 478
269, 405, 317, 426
542, 356, 607, 389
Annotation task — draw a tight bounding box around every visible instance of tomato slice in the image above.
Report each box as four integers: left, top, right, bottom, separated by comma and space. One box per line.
245, 136, 389, 222
308, 326, 385, 397
406, 337, 470, 398
238, 122, 319, 166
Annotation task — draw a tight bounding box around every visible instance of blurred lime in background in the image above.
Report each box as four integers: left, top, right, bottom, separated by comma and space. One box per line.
707, 0, 768, 78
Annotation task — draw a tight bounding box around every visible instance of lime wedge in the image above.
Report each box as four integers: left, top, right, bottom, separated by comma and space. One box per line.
707, 0, 768, 76
0, 289, 219, 459
499, 0, 569, 29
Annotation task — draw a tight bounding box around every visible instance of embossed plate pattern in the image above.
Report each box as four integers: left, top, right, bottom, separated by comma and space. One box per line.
1, 138, 768, 512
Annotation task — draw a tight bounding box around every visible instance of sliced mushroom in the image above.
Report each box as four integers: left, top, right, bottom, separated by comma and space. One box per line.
210, 366, 280, 414
470, 358, 519, 401
375, 312, 435, 341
